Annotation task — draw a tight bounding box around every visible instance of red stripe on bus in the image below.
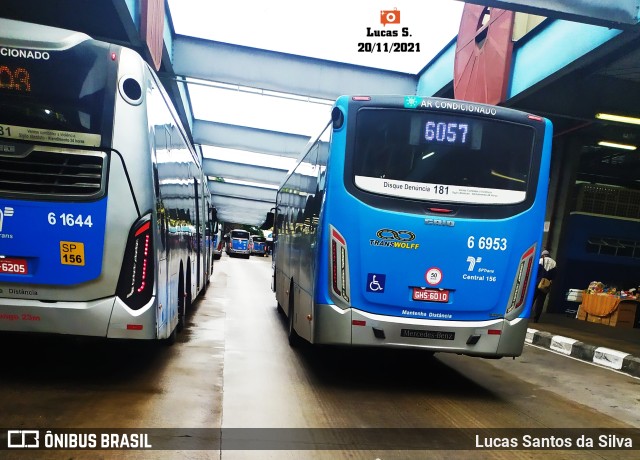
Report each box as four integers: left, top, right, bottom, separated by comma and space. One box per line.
135, 222, 151, 237
332, 229, 345, 245
522, 246, 535, 259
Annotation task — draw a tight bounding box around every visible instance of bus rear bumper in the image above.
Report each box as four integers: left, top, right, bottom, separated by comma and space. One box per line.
314, 304, 528, 357
0, 297, 116, 337
0, 296, 158, 340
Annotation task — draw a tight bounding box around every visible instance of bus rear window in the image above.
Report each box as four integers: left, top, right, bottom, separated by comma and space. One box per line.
231, 230, 249, 239
0, 40, 112, 139
352, 108, 535, 205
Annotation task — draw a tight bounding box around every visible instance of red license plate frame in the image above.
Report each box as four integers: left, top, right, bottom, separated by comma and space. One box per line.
412, 287, 449, 303
0, 258, 28, 275
0, 257, 29, 275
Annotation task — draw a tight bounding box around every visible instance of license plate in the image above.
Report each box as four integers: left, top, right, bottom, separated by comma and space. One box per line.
412, 287, 449, 302
0, 258, 28, 275
401, 329, 455, 340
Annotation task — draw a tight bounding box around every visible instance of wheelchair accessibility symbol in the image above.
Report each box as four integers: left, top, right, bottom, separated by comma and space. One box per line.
366, 273, 386, 293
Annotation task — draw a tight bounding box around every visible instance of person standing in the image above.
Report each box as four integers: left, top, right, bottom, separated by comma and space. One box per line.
531, 249, 557, 323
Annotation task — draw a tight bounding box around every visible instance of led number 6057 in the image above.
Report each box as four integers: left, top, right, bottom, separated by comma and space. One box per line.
48, 212, 93, 228
467, 236, 507, 251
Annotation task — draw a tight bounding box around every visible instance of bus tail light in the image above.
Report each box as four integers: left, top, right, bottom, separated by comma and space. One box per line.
116, 214, 154, 310
506, 245, 536, 314
330, 225, 351, 305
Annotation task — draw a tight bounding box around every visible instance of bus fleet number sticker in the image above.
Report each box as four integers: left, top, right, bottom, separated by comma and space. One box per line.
60, 242, 85, 266
48, 212, 93, 228
467, 236, 507, 251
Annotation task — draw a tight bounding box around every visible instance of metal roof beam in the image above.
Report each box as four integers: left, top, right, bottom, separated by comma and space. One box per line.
457, 0, 640, 29
208, 181, 276, 204
173, 36, 417, 100
212, 195, 273, 226
194, 121, 310, 158
203, 158, 287, 186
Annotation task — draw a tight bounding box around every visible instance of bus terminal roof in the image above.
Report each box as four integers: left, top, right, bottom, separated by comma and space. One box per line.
3, 0, 640, 225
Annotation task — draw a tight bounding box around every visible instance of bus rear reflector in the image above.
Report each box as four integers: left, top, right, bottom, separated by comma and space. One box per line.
488, 329, 502, 335
330, 225, 351, 305
127, 324, 143, 330
506, 245, 536, 314
116, 214, 155, 310
352, 320, 366, 326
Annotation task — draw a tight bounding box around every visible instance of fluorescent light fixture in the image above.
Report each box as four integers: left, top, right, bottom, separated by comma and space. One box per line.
597, 141, 637, 151
595, 113, 640, 125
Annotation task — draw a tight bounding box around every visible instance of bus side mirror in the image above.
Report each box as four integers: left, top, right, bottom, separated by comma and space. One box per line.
260, 212, 274, 230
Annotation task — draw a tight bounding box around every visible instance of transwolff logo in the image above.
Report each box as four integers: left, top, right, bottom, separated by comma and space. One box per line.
370, 228, 420, 250
0, 207, 14, 232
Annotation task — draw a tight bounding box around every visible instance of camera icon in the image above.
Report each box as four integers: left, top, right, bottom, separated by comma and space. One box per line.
380, 8, 401, 26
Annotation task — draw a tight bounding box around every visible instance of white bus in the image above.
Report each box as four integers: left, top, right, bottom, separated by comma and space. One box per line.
0, 19, 214, 342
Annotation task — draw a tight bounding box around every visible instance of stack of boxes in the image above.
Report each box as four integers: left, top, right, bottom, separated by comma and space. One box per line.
576, 293, 638, 328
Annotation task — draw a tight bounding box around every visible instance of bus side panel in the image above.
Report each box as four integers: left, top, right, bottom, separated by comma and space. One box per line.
107, 49, 158, 338
274, 219, 291, 313
147, 72, 171, 339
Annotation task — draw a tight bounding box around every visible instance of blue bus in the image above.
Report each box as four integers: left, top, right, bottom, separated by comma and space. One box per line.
226, 229, 250, 258
272, 95, 552, 358
0, 19, 213, 342
250, 235, 267, 256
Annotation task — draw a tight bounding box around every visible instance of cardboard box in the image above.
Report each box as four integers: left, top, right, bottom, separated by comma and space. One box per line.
587, 314, 604, 324
576, 305, 588, 321
609, 309, 635, 322
608, 301, 637, 327
580, 298, 638, 328
617, 301, 637, 315
609, 315, 633, 327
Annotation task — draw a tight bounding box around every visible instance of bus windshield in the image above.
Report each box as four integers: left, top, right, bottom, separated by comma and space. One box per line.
352, 108, 535, 205
0, 40, 112, 142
